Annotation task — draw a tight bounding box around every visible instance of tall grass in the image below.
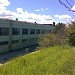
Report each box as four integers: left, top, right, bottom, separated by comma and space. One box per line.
0, 46, 75, 75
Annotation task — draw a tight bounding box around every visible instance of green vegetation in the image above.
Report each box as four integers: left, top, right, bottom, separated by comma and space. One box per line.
0, 22, 75, 75
38, 34, 57, 47
38, 23, 68, 48
68, 33, 75, 46
38, 21, 75, 48
0, 46, 75, 75
68, 21, 75, 46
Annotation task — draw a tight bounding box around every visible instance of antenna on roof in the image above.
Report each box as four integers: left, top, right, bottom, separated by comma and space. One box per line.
53, 22, 55, 26
16, 18, 18, 21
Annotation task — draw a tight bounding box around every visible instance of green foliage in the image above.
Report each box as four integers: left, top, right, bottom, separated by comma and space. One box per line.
68, 21, 75, 34
68, 21, 75, 46
0, 46, 75, 75
38, 34, 56, 48
38, 22, 75, 48
52, 22, 66, 34
68, 33, 75, 46
38, 32, 68, 48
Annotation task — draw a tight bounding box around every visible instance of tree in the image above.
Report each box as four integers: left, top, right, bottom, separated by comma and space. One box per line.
68, 21, 75, 33
52, 22, 67, 37
68, 33, 75, 46
52, 22, 68, 45
68, 21, 75, 46
38, 23, 68, 48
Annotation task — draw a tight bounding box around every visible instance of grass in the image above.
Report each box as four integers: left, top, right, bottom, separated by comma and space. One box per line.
0, 46, 75, 75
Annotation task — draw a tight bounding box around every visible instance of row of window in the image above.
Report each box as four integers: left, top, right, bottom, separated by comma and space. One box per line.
0, 27, 51, 35
12, 28, 20, 35
0, 27, 9, 35
0, 41, 8, 45
12, 28, 46, 35
0, 38, 38, 45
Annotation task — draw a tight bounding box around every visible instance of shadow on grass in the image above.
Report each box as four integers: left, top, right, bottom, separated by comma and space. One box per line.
0, 45, 37, 64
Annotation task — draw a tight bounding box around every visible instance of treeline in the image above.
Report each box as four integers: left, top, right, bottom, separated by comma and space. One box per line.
38, 21, 75, 48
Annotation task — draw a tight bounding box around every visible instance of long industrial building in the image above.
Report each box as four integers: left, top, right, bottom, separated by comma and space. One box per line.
0, 19, 54, 53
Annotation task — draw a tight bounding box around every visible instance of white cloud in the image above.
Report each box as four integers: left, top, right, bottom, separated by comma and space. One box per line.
55, 14, 72, 23
0, 6, 53, 24
0, 0, 10, 6
0, 5, 6, 10
0, 0, 10, 12
0, 0, 74, 24
0, 0, 10, 10
70, 5, 75, 11
35, 8, 49, 11
15, 8, 53, 24
0, 0, 12, 19
0, 1, 55, 24
35, 9, 40, 11
16, 8, 24, 13
55, 15, 71, 19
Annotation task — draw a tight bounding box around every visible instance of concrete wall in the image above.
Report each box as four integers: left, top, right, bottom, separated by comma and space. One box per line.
0, 19, 54, 53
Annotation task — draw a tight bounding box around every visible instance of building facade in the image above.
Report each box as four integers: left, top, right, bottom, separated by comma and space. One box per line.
0, 19, 54, 53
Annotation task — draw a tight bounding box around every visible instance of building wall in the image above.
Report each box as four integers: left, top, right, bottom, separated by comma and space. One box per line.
0, 19, 54, 53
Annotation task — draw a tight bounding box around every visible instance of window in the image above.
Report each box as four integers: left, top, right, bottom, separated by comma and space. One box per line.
36, 29, 40, 34
0, 27, 9, 36
22, 29, 28, 35
12, 40, 19, 44
12, 28, 20, 35
0, 41, 8, 45
30, 29, 35, 34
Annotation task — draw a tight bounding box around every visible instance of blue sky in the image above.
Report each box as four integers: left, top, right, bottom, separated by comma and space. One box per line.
0, 0, 75, 24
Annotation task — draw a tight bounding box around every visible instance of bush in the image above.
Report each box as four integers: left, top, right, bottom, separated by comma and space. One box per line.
38, 34, 56, 48
67, 21, 75, 46
68, 32, 75, 46
38, 33, 67, 48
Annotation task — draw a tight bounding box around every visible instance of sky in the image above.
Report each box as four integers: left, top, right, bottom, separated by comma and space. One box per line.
0, 0, 75, 24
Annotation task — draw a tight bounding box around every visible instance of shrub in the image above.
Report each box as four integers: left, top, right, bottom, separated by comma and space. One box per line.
38, 33, 67, 48
68, 32, 75, 46
38, 34, 55, 48
67, 21, 75, 46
